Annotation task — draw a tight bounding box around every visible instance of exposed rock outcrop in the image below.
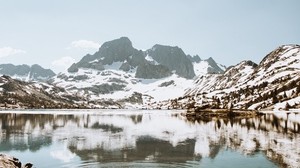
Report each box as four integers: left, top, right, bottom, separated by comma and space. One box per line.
146, 44, 195, 79
135, 62, 171, 79
0, 154, 33, 168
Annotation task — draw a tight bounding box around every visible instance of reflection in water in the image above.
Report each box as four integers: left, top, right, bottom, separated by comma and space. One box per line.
0, 110, 299, 167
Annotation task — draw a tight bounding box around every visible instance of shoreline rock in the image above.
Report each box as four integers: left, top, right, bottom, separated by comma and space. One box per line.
0, 154, 33, 168
185, 108, 258, 120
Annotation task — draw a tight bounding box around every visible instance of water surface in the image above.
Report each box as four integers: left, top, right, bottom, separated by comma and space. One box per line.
0, 110, 299, 167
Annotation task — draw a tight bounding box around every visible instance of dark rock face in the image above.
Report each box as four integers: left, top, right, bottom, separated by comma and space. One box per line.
147, 45, 195, 79
135, 62, 171, 79
119, 62, 131, 72
30, 64, 56, 79
205, 57, 224, 74
187, 54, 201, 63
96, 37, 144, 65
66, 37, 223, 79
244, 60, 258, 68
0, 64, 30, 76
120, 92, 143, 104
67, 63, 79, 72
68, 37, 146, 73
158, 80, 175, 87
0, 64, 55, 81
85, 83, 126, 94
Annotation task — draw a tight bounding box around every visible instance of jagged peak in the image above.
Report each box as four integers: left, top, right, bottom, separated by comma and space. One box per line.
31, 64, 43, 69
151, 44, 181, 51
205, 57, 224, 74
206, 57, 214, 61
187, 54, 201, 63
100, 36, 133, 49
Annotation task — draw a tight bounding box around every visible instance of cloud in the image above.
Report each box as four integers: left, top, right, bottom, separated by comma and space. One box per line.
52, 56, 76, 70
70, 40, 100, 50
0, 47, 26, 58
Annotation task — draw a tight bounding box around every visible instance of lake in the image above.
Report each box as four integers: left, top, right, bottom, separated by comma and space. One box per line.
0, 110, 299, 168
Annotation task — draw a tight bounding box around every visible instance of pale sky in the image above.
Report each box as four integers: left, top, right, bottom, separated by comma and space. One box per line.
0, 0, 299, 73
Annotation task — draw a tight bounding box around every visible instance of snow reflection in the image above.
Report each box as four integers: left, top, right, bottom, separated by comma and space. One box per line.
0, 110, 299, 167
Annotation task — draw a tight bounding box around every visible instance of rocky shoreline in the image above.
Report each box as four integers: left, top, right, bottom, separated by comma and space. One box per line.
185, 108, 258, 121
0, 154, 33, 168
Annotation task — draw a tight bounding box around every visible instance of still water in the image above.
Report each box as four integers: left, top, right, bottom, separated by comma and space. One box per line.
0, 110, 299, 168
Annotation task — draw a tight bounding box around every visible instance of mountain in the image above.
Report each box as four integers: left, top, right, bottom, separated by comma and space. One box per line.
2, 38, 297, 110
192, 57, 225, 76
67, 37, 206, 79
51, 37, 224, 108
0, 75, 87, 109
0, 64, 55, 81
146, 44, 195, 79
68, 37, 145, 73
167, 44, 300, 110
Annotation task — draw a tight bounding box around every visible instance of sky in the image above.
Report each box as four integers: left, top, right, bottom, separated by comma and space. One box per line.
0, 0, 300, 73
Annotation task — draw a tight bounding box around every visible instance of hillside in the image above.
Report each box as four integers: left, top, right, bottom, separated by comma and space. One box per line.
0, 75, 86, 109
164, 44, 300, 110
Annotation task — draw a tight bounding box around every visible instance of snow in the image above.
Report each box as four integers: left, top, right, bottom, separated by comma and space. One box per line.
103, 62, 123, 70
193, 61, 209, 76
97, 74, 194, 102
89, 59, 98, 64
53, 66, 194, 106
274, 97, 300, 110
145, 55, 159, 65
1, 110, 299, 167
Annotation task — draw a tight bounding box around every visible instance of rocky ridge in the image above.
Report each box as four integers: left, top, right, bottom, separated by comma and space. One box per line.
0, 75, 87, 109
67, 37, 206, 79
2, 38, 297, 110
0, 64, 55, 81
162, 44, 300, 110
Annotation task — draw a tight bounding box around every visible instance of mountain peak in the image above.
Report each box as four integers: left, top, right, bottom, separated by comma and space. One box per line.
147, 44, 195, 79
68, 37, 145, 73
205, 57, 224, 74
187, 55, 201, 63
101, 36, 132, 49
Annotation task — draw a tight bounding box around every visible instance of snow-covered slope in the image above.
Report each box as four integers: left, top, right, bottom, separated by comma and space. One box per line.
52, 67, 194, 108
186, 60, 257, 95
175, 44, 300, 110
51, 37, 224, 108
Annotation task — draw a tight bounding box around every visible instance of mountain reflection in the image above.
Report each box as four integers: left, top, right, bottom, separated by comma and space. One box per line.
69, 136, 199, 163
0, 110, 299, 167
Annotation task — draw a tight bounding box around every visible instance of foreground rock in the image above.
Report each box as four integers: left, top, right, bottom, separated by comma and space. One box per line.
0, 154, 33, 168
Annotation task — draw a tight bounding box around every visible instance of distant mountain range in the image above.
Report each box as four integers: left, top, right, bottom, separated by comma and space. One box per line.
67, 37, 223, 79
51, 37, 224, 108
0, 37, 299, 110
0, 64, 55, 81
